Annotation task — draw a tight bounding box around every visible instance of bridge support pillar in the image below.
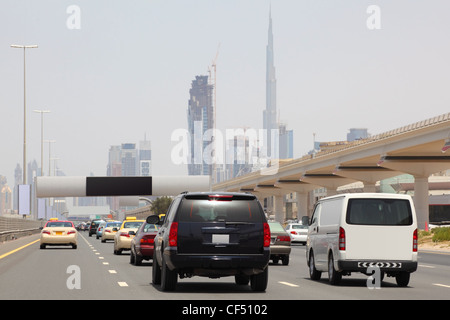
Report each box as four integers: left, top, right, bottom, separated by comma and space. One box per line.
413, 176, 429, 230
274, 195, 284, 223
296, 192, 309, 219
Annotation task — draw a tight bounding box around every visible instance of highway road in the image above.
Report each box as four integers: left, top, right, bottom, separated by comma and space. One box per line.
0, 232, 449, 302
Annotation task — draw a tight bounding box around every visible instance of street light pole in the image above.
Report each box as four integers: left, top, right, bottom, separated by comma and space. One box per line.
33, 110, 50, 176
11, 44, 38, 185
44, 140, 56, 176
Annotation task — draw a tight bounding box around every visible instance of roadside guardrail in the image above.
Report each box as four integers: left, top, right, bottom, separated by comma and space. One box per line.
0, 216, 44, 242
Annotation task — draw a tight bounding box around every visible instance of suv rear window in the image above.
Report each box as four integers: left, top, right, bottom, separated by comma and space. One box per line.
346, 198, 413, 226
177, 197, 264, 223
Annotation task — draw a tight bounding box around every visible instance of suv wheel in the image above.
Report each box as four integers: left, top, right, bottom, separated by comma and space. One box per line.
161, 256, 178, 291
250, 267, 268, 292
152, 250, 161, 285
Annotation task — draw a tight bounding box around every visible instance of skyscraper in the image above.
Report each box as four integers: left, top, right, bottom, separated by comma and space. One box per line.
121, 143, 138, 176
263, 9, 278, 158
263, 8, 294, 160
139, 139, 152, 176
187, 75, 214, 176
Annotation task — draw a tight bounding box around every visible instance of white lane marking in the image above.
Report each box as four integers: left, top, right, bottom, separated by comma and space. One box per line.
118, 282, 128, 287
419, 264, 435, 268
109, 270, 117, 274
433, 283, 450, 289
102, 262, 109, 265
278, 281, 299, 287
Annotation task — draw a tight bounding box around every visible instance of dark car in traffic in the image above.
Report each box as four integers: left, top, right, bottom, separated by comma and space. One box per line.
88, 219, 103, 237
268, 221, 291, 265
147, 192, 271, 292
130, 222, 159, 266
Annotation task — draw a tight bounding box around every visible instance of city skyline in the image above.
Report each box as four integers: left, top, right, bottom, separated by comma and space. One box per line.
2, 1, 450, 188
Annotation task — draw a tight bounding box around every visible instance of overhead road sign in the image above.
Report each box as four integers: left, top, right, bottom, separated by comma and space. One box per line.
36, 176, 210, 198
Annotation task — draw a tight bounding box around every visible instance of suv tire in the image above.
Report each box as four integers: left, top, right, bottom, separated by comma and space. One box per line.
250, 267, 268, 292
152, 250, 161, 285
161, 255, 178, 291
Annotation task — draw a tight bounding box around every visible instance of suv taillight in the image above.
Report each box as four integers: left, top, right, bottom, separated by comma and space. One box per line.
263, 223, 271, 247
169, 222, 178, 247
413, 228, 418, 252
339, 227, 346, 251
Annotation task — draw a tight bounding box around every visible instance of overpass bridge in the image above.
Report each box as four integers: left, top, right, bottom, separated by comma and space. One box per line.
212, 112, 450, 229
32, 113, 450, 230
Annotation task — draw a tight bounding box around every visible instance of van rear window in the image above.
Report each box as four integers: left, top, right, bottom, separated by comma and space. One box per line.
177, 198, 264, 223
346, 198, 413, 226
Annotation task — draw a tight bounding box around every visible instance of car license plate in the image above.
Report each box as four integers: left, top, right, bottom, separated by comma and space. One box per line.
212, 234, 229, 244
55, 231, 63, 235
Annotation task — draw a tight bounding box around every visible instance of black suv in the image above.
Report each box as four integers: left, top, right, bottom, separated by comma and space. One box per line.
147, 192, 271, 292
88, 219, 103, 237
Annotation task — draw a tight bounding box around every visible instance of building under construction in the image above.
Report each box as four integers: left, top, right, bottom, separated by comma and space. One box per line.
187, 75, 214, 176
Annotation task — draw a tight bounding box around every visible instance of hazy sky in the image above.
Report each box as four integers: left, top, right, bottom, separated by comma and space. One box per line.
1, 0, 450, 186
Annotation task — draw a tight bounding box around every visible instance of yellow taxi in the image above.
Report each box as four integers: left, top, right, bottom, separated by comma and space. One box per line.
40, 218, 78, 249
113, 217, 145, 255
100, 220, 122, 243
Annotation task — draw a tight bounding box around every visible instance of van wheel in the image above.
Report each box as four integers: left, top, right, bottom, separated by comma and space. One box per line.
161, 256, 177, 291
282, 255, 289, 266
309, 251, 321, 281
328, 254, 342, 285
395, 272, 410, 287
250, 267, 268, 292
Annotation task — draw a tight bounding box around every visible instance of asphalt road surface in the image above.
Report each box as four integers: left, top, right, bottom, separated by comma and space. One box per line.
0, 232, 449, 302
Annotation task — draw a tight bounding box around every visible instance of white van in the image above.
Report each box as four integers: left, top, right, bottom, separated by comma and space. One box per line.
306, 193, 418, 287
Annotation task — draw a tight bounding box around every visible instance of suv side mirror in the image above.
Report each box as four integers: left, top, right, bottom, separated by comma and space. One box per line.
146, 215, 160, 225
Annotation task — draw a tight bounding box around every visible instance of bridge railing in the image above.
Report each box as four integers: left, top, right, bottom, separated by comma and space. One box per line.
0, 216, 45, 242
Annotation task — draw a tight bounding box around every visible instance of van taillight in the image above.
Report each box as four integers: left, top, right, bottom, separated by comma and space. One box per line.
413, 228, 418, 252
263, 223, 271, 247
169, 222, 178, 247
339, 227, 346, 251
